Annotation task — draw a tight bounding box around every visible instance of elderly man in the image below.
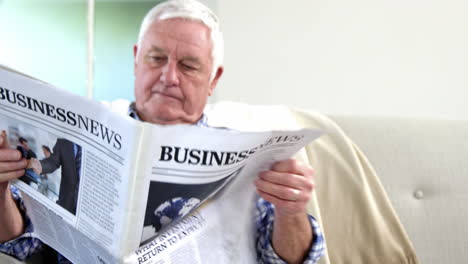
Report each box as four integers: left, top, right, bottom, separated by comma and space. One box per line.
0, 0, 325, 263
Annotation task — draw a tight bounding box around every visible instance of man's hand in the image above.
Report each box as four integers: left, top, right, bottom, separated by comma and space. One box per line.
255, 159, 315, 264
0, 130, 27, 188
27, 158, 42, 175
255, 159, 315, 216
0, 130, 26, 242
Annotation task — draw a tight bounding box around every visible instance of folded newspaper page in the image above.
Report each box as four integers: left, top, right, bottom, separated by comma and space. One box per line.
0, 65, 323, 263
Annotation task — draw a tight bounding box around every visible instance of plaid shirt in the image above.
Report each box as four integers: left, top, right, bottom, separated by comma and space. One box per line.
0, 104, 325, 263
0, 185, 43, 260
256, 198, 325, 263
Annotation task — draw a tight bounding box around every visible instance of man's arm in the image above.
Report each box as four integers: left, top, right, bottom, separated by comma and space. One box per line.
0, 131, 27, 242
0, 182, 25, 242
272, 212, 312, 263
0, 132, 44, 260
255, 159, 318, 264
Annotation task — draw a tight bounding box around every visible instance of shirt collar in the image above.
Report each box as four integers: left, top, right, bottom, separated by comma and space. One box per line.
128, 102, 208, 127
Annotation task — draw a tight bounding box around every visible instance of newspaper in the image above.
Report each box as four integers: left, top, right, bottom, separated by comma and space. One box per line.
0, 65, 323, 264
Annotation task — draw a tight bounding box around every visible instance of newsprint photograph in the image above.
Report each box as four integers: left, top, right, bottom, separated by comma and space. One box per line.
140, 166, 244, 245
0, 114, 83, 216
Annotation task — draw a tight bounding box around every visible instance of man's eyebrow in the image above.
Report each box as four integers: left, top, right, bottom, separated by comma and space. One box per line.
181, 56, 201, 64
146, 46, 201, 64
148, 46, 166, 53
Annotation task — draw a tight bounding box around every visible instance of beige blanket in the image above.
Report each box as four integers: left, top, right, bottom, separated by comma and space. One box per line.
206, 102, 419, 264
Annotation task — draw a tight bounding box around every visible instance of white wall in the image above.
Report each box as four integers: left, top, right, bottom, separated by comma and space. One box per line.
215, 0, 468, 120
0, 1, 88, 96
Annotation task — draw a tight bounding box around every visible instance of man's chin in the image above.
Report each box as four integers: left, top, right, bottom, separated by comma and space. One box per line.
140, 108, 195, 125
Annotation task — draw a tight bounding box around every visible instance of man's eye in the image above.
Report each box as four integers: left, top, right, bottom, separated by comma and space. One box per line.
146, 55, 166, 64
150, 56, 165, 62
180, 63, 196, 71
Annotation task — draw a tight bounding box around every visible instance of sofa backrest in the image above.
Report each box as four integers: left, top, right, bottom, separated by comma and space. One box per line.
331, 115, 468, 264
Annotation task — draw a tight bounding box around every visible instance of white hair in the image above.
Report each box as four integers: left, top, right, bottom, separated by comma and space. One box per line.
137, 0, 224, 80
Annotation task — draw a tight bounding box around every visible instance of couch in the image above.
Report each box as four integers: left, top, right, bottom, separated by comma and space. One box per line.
2, 102, 466, 263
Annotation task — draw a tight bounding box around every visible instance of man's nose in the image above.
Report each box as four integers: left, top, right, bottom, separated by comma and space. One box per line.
160, 61, 180, 86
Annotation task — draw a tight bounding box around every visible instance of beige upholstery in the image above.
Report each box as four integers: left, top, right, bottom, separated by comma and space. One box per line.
331, 116, 468, 264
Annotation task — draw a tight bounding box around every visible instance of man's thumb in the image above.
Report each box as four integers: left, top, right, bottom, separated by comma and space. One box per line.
0, 130, 10, 148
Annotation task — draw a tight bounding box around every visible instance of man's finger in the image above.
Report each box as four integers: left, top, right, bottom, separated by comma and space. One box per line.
257, 189, 308, 217
0, 149, 23, 162
255, 179, 309, 202
0, 130, 10, 148
258, 190, 297, 208
0, 169, 25, 183
271, 159, 314, 176
0, 159, 28, 173
258, 171, 314, 192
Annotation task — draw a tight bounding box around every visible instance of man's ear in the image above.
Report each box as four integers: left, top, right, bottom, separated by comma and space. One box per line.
133, 44, 139, 73
208, 66, 224, 96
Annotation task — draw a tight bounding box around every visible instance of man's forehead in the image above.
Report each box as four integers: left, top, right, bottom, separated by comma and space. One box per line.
145, 18, 211, 49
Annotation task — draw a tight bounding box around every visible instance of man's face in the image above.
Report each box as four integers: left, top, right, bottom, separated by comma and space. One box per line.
134, 18, 223, 125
